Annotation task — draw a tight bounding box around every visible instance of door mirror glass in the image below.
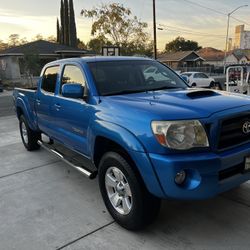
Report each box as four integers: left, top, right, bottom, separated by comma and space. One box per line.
180, 75, 189, 82
62, 83, 84, 99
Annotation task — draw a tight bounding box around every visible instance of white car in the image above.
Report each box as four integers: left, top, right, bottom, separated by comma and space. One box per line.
180, 72, 215, 88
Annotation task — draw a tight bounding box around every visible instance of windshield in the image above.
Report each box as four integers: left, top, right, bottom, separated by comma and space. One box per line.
88, 60, 187, 96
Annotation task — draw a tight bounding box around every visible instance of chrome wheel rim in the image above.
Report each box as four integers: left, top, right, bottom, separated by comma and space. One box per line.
21, 122, 28, 144
105, 167, 132, 215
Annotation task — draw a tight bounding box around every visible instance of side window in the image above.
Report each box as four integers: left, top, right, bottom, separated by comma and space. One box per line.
61, 65, 86, 93
41, 66, 59, 93
200, 73, 209, 78
193, 73, 199, 78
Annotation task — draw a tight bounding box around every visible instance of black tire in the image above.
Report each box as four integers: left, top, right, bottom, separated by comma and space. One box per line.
98, 152, 161, 230
146, 77, 156, 85
191, 83, 196, 88
209, 81, 215, 88
209, 81, 223, 90
19, 115, 40, 151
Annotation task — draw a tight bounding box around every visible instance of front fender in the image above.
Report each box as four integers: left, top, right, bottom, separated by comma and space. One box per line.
90, 120, 145, 154
89, 120, 165, 198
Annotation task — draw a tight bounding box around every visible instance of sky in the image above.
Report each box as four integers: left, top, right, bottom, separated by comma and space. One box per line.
0, 0, 250, 51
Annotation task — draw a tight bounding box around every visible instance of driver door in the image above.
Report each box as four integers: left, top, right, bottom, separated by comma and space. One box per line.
51, 64, 91, 156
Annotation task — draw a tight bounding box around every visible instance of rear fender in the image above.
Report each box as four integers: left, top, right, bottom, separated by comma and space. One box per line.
16, 96, 38, 131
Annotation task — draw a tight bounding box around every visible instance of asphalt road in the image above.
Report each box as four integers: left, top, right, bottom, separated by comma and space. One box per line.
0, 91, 15, 117
0, 96, 249, 249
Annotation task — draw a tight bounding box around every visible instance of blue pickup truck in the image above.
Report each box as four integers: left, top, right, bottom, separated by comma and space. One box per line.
13, 57, 250, 230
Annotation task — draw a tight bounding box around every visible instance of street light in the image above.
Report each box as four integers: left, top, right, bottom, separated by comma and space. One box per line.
224, 4, 248, 69
153, 0, 157, 59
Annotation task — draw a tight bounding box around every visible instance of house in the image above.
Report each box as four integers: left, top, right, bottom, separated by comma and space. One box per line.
157, 51, 204, 70
224, 53, 239, 65
225, 49, 250, 65
197, 47, 224, 67
0, 40, 94, 81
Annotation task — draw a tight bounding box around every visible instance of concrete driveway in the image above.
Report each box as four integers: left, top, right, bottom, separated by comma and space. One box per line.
0, 114, 249, 250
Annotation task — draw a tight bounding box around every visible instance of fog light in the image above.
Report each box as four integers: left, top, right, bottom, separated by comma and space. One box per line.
175, 170, 186, 185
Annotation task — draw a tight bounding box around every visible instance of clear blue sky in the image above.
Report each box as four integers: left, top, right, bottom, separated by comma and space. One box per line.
0, 0, 249, 50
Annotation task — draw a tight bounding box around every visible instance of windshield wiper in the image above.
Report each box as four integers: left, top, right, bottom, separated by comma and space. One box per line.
102, 89, 148, 96
149, 86, 185, 91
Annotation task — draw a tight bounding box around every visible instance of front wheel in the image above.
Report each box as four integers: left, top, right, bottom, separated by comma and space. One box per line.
98, 152, 161, 230
19, 115, 40, 151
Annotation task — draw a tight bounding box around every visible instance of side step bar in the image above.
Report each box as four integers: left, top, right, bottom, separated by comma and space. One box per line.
37, 140, 97, 179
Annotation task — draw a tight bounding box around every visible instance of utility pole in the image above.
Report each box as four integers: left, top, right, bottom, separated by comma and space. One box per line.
224, 4, 248, 73
153, 0, 157, 59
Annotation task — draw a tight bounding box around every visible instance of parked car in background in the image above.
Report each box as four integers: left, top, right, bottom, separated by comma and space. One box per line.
181, 72, 215, 88
0, 79, 3, 92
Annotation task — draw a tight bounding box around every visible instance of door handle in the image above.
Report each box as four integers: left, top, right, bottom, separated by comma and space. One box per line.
54, 104, 61, 111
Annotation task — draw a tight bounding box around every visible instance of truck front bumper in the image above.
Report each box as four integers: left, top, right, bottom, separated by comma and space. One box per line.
147, 144, 250, 200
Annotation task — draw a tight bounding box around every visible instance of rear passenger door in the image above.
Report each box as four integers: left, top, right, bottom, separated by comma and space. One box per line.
51, 64, 91, 156
36, 65, 59, 136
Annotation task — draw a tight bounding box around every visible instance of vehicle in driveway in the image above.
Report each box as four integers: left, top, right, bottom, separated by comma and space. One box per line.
13, 57, 250, 230
181, 72, 215, 88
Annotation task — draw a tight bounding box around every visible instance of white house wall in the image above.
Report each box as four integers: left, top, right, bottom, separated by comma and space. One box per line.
225, 54, 238, 65
0, 56, 21, 80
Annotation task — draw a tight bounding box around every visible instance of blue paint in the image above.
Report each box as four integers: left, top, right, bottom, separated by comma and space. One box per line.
13, 56, 250, 199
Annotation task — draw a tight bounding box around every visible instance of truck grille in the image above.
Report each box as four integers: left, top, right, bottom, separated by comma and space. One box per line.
219, 162, 244, 181
218, 114, 250, 150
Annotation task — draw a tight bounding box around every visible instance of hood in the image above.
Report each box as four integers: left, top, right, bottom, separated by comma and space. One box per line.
100, 89, 250, 121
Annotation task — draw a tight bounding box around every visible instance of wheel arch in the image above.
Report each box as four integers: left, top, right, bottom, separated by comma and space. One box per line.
90, 120, 165, 198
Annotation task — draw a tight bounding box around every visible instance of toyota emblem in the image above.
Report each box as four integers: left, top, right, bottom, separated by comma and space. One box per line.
242, 121, 250, 134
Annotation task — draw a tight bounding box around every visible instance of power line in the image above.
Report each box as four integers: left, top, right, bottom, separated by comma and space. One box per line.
158, 24, 233, 38
182, 0, 226, 16
230, 16, 250, 26
182, 0, 250, 26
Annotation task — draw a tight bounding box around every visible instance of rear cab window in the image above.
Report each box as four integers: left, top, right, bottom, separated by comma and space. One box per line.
41, 66, 59, 94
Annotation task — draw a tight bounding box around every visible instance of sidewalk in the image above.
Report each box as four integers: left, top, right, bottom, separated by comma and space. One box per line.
0, 90, 13, 97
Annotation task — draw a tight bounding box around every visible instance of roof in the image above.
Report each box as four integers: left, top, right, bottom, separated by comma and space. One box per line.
197, 47, 225, 61
158, 51, 204, 62
46, 56, 153, 66
0, 40, 90, 56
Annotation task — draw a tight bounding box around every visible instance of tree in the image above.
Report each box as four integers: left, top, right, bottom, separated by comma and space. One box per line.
77, 39, 87, 50
8, 34, 20, 47
81, 3, 152, 56
56, 18, 60, 43
46, 36, 57, 43
60, 0, 65, 44
64, 0, 69, 45
33, 34, 44, 41
69, 0, 77, 47
165, 36, 201, 52
0, 40, 8, 51
87, 36, 112, 53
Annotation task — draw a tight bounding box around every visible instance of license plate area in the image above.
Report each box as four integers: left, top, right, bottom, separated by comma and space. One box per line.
244, 156, 250, 172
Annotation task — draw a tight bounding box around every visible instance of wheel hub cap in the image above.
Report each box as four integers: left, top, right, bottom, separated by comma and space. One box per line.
105, 167, 132, 215
21, 122, 28, 144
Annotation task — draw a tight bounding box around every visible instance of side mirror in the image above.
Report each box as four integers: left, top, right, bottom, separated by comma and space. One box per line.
180, 75, 189, 83
62, 83, 84, 99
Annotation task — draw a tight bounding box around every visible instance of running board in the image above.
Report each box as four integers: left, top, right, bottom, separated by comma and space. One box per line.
37, 140, 97, 179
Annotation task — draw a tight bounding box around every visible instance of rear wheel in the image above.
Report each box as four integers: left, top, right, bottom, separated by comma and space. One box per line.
209, 81, 222, 90
19, 115, 40, 151
191, 82, 197, 88
98, 152, 161, 230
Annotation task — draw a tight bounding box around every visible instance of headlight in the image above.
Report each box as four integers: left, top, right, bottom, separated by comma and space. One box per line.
151, 120, 209, 150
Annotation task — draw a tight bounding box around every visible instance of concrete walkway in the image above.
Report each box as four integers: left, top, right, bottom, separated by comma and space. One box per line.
0, 116, 249, 250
